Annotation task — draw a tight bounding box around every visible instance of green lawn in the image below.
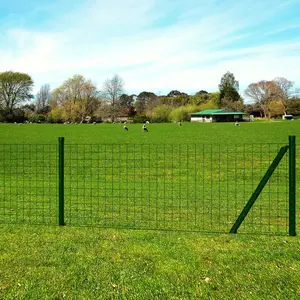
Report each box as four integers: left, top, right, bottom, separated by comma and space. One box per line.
0, 121, 299, 144
0, 121, 299, 299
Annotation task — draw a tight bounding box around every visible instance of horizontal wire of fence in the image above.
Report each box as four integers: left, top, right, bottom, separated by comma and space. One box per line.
63, 143, 289, 234
0, 141, 293, 235
0, 144, 58, 225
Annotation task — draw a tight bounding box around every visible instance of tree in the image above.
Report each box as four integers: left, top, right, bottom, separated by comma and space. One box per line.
51, 74, 100, 122
244, 103, 264, 118
36, 84, 51, 114
220, 96, 245, 112
267, 100, 284, 118
218, 71, 240, 107
21, 103, 36, 120
189, 92, 220, 107
167, 90, 188, 97
102, 74, 124, 122
135, 91, 158, 114
151, 105, 172, 122
169, 105, 202, 122
287, 98, 300, 116
0, 71, 34, 115
160, 94, 189, 108
119, 94, 136, 117
195, 90, 208, 95
273, 77, 297, 115
244, 81, 277, 117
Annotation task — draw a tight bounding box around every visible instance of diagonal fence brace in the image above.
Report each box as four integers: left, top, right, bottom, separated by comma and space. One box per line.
230, 145, 289, 234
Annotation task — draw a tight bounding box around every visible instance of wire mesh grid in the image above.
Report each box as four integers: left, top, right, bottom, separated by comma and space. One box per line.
64, 143, 289, 234
0, 144, 58, 225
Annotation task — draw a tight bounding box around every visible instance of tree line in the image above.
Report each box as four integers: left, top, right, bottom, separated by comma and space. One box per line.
0, 70, 299, 123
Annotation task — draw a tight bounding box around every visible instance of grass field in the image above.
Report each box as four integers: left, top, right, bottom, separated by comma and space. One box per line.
0, 121, 299, 144
0, 121, 299, 298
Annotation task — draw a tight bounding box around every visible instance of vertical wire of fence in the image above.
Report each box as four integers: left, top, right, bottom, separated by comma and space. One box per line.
0, 138, 296, 235
63, 142, 291, 234
0, 144, 58, 225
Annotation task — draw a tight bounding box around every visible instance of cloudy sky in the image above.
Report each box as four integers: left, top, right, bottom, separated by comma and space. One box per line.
0, 0, 300, 98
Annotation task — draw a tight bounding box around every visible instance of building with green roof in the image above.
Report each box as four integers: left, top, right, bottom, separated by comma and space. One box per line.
191, 109, 245, 123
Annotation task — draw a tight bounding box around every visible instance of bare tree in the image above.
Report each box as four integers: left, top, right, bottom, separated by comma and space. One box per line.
273, 77, 297, 115
244, 81, 277, 118
36, 84, 51, 113
102, 74, 124, 122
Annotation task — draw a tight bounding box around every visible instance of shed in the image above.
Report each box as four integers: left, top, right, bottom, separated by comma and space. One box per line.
191, 109, 245, 123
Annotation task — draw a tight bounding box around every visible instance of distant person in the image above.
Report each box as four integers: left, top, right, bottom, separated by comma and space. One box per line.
142, 124, 148, 132
123, 125, 128, 131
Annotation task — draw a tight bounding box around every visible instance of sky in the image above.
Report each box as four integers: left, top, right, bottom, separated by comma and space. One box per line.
0, 0, 300, 99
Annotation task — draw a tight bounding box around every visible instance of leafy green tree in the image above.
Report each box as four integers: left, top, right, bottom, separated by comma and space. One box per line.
51, 74, 100, 122
166, 90, 188, 97
151, 105, 172, 122
135, 91, 158, 114
0, 71, 34, 116
47, 107, 67, 123
169, 107, 189, 122
267, 100, 284, 118
189, 92, 219, 107
218, 71, 240, 107
195, 90, 208, 95
169, 105, 198, 122
160, 94, 189, 108
197, 100, 218, 111
287, 98, 300, 115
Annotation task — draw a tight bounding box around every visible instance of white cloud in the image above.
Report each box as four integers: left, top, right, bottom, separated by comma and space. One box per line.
0, 0, 299, 98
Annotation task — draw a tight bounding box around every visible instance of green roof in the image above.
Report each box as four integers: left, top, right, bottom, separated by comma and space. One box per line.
191, 109, 245, 116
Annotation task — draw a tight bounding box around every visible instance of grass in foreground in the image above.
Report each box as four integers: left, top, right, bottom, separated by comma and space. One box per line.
0, 122, 299, 298
0, 225, 299, 299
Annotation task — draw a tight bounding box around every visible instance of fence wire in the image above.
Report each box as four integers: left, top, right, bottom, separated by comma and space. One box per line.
64, 143, 289, 234
0, 142, 290, 234
0, 144, 58, 225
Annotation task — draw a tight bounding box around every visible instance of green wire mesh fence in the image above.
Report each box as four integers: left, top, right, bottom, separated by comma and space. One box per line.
0, 144, 58, 225
0, 138, 296, 235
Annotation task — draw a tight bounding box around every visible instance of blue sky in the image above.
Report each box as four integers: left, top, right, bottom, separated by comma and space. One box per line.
0, 0, 300, 99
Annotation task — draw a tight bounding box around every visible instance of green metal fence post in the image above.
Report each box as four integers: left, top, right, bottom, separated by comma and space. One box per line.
289, 136, 296, 236
58, 137, 65, 226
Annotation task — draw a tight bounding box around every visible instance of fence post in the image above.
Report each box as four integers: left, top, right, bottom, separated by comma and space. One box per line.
58, 137, 65, 226
289, 136, 296, 236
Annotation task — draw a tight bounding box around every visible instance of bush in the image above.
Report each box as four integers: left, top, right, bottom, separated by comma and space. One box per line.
151, 105, 172, 123
169, 105, 206, 122
28, 114, 46, 123
47, 108, 67, 123
132, 114, 150, 123
169, 107, 189, 122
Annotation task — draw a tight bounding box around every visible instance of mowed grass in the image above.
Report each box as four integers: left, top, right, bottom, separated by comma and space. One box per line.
0, 121, 299, 299
0, 121, 299, 144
